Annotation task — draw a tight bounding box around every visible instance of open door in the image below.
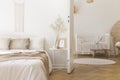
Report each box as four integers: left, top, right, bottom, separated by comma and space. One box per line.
53, 0, 74, 73
67, 0, 75, 73
51, 0, 74, 73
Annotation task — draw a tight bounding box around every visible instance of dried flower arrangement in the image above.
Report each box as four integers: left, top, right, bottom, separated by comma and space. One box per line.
50, 16, 67, 48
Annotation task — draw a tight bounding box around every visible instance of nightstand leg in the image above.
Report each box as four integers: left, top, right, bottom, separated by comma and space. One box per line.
52, 50, 55, 70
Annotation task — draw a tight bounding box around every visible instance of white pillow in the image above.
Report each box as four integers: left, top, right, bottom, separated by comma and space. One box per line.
95, 35, 104, 44
30, 37, 44, 50
0, 38, 10, 50
10, 38, 30, 49
115, 42, 120, 48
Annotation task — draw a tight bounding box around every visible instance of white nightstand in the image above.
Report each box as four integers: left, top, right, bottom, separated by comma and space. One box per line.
50, 48, 67, 69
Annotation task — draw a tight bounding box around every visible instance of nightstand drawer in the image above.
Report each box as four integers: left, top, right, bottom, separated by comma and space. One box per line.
54, 52, 67, 64
54, 50, 67, 54
50, 48, 67, 69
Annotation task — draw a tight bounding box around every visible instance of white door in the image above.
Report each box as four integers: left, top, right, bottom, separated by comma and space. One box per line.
56, 0, 74, 73
52, 0, 74, 73
48, 0, 74, 73
67, 0, 75, 73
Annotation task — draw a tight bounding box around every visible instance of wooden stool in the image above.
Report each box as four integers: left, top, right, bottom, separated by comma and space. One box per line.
91, 49, 111, 57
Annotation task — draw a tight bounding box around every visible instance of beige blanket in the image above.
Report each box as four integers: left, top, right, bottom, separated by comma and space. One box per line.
0, 51, 49, 80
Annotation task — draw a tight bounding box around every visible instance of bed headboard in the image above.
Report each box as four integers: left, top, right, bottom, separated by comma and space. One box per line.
0, 32, 45, 50
0, 32, 44, 38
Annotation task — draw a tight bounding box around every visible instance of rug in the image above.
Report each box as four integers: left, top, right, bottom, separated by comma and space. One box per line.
74, 58, 116, 65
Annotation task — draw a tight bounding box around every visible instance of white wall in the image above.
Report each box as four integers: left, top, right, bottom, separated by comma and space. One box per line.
24, 0, 70, 70
0, 0, 70, 69
74, 0, 120, 37
24, 0, 69, 51
0, 0, 69, 51
0, 0, 14, 33
1, 0, 120, 45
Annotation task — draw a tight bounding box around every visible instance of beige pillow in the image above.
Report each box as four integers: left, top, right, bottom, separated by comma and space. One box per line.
30, 37, 44, 50
0, 38, 10, 50
10, 38, 30, 49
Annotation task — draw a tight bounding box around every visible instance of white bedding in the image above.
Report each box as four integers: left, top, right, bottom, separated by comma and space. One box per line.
0, 50, 52, 80
0, 50, 52, 73
0, 50, 44, 54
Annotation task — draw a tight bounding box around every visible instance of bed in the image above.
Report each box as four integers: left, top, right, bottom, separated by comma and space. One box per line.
0, 50, 51, 80
0, 33, 52, 80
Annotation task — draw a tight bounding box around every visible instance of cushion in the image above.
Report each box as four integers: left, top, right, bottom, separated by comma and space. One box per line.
115, 42, 120, 48
30, 37, 44, 50
10, 38, 30, 49
95, 34, 104, 44
0, 38, 10, 50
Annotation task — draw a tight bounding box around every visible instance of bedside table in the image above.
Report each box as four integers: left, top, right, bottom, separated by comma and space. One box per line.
50, 48, 67, 69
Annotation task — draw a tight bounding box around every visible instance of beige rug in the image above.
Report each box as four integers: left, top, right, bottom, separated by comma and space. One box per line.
74, 58, 116, 65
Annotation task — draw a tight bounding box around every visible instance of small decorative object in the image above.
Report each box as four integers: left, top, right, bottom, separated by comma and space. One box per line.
50, 16, 67, 48
86, 0, 94, 3
58, 38, 67, 49
115, 42, 120, 48
74, 5, 78, 14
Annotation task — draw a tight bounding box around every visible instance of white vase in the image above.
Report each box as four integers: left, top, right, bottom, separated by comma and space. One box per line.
53, 33, 59, 48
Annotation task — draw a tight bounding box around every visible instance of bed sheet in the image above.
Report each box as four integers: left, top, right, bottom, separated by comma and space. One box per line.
0, 50, 51, 80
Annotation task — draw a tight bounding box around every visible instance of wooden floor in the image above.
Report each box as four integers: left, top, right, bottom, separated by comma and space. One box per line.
50, 54, 120, 80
